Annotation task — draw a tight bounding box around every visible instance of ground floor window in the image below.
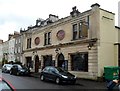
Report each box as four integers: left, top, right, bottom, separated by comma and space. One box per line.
71, 52, 88, 72
43, 55, 54, 68
26, 57, 33, 68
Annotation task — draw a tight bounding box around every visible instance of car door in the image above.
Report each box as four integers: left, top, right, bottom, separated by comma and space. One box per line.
48, 67, 57, 81
12, 65, 18, 74
42, 67, 50, 80
3, 65, 6, 72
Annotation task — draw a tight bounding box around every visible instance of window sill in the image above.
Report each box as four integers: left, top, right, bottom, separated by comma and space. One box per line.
71, 37, 88, 41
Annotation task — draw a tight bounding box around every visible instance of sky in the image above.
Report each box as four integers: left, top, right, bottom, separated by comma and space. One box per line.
0, 0, 119, 41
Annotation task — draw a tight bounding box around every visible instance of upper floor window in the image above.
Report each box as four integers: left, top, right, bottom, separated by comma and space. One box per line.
15, 48, 17, 53
79, 22, 88, 38
18, 47, 20, 53
27, 38, 31, 49
15, 40, 17, 44
44, 32, 51, 45
73, 24, 77, 40
19, 38, 21, 43
72, 22, 88, 40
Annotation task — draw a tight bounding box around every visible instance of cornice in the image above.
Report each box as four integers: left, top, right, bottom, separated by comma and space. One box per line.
23, 38, 97, 53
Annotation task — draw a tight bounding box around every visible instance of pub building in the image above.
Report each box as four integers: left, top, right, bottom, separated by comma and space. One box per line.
22, 3, 119, 80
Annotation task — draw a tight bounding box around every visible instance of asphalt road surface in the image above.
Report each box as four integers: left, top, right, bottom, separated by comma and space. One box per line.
2, 73, 85, 90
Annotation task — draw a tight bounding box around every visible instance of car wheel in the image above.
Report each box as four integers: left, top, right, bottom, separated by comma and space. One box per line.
4, 69, 7, 73
71, 81, 76, 85
10, 70, 12, 75
16, 72, 20, 76
40, 75, 44, 81
55, 77, 60, 84
2, 70, 4, 73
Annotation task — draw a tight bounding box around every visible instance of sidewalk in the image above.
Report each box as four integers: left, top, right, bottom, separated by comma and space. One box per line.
30, 72, 40, 78
30, 72, 107, 89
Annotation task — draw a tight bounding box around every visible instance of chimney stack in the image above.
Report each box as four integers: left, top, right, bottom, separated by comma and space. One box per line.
91, 3, 100, 11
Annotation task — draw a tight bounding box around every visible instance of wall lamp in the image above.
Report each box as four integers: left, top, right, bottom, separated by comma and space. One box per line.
87, 38, 97, 50
33, 50, 37, 55
87, 42, 94, 50
55, 47, 61, 53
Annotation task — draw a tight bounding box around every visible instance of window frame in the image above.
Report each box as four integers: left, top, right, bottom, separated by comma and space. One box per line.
44, 33, 47, 45
72, 19, 89, 40
71, 52, 88, 72
27, 38, 31, 49
48, 32, 51, 45
73, 24, 78, 40
44, 32, 51, 45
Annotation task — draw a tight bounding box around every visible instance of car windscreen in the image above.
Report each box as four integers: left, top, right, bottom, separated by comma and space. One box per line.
56, 67, 66, 73
0, 80, 13, 91
21, 65, 28, 70
7, 65, 13, 68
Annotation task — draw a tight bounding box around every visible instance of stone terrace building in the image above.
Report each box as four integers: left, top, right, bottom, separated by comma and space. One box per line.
0, 40, 3, 62
2, 41, 9, 62
14, 31, 23, 63
22, 3, 119, 80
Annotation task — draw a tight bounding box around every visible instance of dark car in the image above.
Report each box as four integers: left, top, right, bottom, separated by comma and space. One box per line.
40, 66, 76, 84
2, 64, 13, 73
0, 77, 16, 91
10, 64, 30, 76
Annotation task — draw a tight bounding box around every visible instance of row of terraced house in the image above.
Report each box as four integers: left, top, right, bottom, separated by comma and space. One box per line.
0, 3, 120, 80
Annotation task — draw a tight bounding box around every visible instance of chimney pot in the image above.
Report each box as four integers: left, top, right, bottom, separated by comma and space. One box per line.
91, 3, 100, 8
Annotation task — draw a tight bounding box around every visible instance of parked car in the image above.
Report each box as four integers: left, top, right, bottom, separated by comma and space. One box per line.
40, 66, 76, 84
10, 64, 30, 76
2, 64, 13, 73
0, 77, 16, 91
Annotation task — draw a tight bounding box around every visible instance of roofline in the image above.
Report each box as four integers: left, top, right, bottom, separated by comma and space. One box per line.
100, 8, 115, 15
114, 43, 120, 45
115, 26, 120, 29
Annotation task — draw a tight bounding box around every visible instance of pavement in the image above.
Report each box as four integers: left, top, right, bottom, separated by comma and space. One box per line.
30, 72, 107, 89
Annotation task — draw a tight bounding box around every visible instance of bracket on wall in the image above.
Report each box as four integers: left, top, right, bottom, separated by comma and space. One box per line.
55, 47, 61, 54
87, 38, 97, 50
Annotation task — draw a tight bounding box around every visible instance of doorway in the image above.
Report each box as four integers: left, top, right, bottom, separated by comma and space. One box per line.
118, 45, 120, 78
57, 53, 67, 70
35, 55, 39, 73
26, 57, 32, 69
43, 55, 52, 68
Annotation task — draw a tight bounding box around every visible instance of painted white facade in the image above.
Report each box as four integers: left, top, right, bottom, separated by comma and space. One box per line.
2, 41, 9, 61
8, 39, 15, 62
118, 1, 120, 27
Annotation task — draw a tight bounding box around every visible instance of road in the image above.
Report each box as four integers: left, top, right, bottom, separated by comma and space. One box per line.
2, 73, 85, 90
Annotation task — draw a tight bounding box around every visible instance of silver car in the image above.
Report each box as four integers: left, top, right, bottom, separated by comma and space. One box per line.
2, 64, 13, 73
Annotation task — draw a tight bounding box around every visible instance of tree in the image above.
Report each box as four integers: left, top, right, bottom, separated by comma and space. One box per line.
2, 58, 8, 66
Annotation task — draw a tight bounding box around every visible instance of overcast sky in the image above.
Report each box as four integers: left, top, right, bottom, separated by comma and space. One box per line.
0, 0, 119, 41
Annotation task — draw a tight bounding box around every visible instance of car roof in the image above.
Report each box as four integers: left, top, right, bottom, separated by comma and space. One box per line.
4, 64, 13, 65
44, 66, 63, 69
0, 77, 16, 91
3, 64, 13, 67
45, 66, 56, 68
13, 64, 21, 66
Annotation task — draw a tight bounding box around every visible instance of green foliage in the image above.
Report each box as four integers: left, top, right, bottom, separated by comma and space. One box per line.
2, 58, 8, 66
